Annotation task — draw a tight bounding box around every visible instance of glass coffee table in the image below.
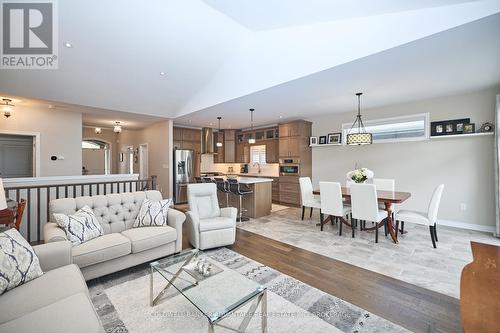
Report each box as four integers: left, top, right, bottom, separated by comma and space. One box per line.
150, 249, 267, 333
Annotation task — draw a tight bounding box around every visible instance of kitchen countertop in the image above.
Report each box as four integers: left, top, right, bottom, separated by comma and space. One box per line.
235, 176, 274, 184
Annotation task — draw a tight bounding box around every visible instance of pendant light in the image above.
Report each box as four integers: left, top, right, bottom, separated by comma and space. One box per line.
248, 108, 256, 144
1, 98, 14, 118
216, 117, 223, 147
346, 92, 372, 145
113, 121, 122, 133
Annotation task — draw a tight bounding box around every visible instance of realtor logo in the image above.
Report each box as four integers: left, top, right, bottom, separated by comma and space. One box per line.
1, 0, 58, 69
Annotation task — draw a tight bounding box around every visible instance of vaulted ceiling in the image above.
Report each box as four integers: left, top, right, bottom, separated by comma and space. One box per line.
0, 0, 499, 128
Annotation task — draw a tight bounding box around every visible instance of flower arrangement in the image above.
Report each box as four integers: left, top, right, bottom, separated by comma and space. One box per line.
347, 168, 374, 183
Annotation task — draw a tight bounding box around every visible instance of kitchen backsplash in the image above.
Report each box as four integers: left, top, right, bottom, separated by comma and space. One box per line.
200, 154, 279, 177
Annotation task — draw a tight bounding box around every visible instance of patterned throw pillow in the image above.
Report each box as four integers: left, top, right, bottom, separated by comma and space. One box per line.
53, 205, 104, 245
0, 229, 43, 295
133, 198, 172, 227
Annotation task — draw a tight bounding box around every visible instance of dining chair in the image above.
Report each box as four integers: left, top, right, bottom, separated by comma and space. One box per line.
373, 178, 395, 234
299, 177, 321, 220
319, 182, 353, 237
395, 184, 444, 248
350, 183, 388, 243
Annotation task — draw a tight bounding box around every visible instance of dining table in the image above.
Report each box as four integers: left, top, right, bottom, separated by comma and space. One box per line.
313, 187, 411, 243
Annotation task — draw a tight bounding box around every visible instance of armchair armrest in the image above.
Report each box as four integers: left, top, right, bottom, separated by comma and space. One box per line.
220, 207, 237, 222
43, 222, 68, 243
185, 211, 200, 249
34, 241, 72, 272
167, 208, 186, 253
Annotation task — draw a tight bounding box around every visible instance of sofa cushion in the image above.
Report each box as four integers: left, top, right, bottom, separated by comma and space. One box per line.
0, 264, 87, 324
72, 234, 131, 268
0, 293, 104, 333
133, 198, 172, 227
121, 226, 177, 253
0, 229, 43, 295
53, 206, 104, 245
199, 217, 235, 232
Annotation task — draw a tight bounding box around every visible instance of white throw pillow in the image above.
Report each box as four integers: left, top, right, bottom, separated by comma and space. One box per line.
53, 205, 104, 245
0, 229, 43, 295
133, 198, 172, 227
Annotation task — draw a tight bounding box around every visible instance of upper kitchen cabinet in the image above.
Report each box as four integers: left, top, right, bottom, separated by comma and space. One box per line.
266, 139, 278, 163
182, 128, 201, 142
224, 130, 236, 163
213, 131, 224, 163
279, 121, 311, 138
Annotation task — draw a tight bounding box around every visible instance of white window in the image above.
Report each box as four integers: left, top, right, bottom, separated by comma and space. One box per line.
82, 141, 102, 149
342, 113, 429, 144
250, 145, 266, 164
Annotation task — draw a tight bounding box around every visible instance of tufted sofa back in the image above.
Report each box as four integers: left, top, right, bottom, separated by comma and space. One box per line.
49, 190, 163, 234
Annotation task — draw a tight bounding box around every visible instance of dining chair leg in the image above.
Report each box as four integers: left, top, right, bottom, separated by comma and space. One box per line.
320, 212, 324, 231
434, 224, 438, 242
375, 222, 379, 243
339, 216, 343, 236
401, 221, 404, 234
384, 220, 388, 236
395, 220, 399, 237
351, 219, 355, 238
310, 207, 313, 218
301, 206, 305, 220
429, 226, 437, 248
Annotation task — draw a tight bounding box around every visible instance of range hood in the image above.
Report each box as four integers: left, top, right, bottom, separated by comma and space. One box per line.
201, 127, 215, 154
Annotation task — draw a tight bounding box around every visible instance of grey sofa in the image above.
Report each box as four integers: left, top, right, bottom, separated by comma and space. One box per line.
0, 241, 104, 333
44, 190, 185, 280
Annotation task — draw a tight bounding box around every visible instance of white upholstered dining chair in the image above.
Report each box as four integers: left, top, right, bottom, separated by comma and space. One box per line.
350, 183, 387, 243
186, 183, 237, 250
373, 178, 396, 234
299, 177, 321, 220
319, 182, 353, 237
395, 184, 444, 248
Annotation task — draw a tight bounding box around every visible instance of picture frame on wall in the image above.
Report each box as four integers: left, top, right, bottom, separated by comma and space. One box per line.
431, 118, 470, 136
464, 123, 475, 134
327, 133, 342, 144
309, 136, 318, 145
319, 136, 327, 144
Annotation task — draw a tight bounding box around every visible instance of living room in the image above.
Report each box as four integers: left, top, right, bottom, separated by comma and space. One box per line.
1, 1, 500, 333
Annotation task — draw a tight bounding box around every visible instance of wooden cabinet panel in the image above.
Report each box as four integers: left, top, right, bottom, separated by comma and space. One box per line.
279, 138, 289, 157
173, 127, 183, 141
287, 137, 301, 157
225, 140, 235, 163
213, 132, 224, 163
182, 128, 201, 142
236, 143, 249, 163
266, 140, 278, 163
173, 140, 183, 149
279, 124, 290, 138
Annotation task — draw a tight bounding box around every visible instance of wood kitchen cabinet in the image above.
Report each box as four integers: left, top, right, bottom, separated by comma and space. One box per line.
224, 130, 235, 163
236, 143, 250, 163
213, 131, 224, 163
266, 140, 278, 163
173, 127, 201, 177
279, 136, 302, 158
279, 121, 309, 138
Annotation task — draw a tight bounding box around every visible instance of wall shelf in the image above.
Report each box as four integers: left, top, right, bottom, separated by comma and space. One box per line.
430, 132, 493, 140
310, 143, 342, 147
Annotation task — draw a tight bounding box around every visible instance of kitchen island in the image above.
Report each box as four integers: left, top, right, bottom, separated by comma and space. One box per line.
217, 176, 273, 218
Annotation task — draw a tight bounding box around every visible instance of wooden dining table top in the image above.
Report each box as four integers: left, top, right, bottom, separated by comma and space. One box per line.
313, 187, 411, 204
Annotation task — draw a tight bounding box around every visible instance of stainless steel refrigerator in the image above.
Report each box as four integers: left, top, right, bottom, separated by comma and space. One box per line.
173, 149, 194, 204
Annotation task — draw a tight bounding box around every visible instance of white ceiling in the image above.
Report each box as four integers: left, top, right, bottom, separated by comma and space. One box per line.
203, 0, 475, 31
0, 0, 499, 127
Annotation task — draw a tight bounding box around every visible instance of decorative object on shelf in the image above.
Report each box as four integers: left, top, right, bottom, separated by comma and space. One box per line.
216, 117, 223, 147
431, 118, 470, 136
310, 136, 318, 145
248, 109, 256, 144
1, 98, 14, 118
477, 122, 494, 133
113, 121, 122, 133
328, 133, 342, 144
464, 123, 475, 134
319, 136, 327, 144
94, 127, 102, 134
347, 168, 374, 183
347, 92, 372, 145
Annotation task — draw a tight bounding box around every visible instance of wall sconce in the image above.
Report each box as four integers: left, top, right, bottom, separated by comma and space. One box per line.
1, 98, 14, 118
94, 127, 102, 134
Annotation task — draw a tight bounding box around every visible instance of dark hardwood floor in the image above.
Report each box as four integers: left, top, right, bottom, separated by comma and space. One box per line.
181, 225, 461, 333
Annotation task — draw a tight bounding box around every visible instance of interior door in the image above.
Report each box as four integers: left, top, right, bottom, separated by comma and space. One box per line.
0, 135, 34, 178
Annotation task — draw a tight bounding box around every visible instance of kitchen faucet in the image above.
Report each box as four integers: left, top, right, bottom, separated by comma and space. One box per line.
253, 162, 261, 174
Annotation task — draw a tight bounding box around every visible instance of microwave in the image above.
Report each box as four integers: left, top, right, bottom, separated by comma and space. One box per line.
280, 164, 300, 176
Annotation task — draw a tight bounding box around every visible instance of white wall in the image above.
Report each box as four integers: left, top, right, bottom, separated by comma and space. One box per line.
0, 105, 82, 176
309, 88, 499, 230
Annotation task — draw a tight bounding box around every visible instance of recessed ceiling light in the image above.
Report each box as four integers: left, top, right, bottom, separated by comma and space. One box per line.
209, 122, 213, 126
159, 71, 166, 76
64, 42, 73, 48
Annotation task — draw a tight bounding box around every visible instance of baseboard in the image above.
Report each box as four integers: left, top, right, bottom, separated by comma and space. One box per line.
437, 219, 496, 233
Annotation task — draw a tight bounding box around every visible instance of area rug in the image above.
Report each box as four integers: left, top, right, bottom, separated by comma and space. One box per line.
88, 248, 409, 333
237, 207, 500, 299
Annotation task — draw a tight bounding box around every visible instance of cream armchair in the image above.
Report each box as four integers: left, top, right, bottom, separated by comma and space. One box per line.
186, 183, 237, 250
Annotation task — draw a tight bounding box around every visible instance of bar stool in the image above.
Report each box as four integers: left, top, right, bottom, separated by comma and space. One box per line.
227, 179, 253, 222
194, 177, 202, 183
214, 177, 230, 207
202, 177, 214, 183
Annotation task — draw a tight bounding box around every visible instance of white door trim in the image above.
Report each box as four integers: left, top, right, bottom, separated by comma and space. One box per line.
139, 143, 149, 180
0, 130, 41, 177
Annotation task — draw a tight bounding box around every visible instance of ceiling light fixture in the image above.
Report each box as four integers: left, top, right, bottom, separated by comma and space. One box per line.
94, 127, 102, 134
216, 117, 223, 147
248, 108, 256, 144
64, 42, 73, 48
347, 92, 372, 145
1, 98, 14, 118
113, 121, 122, 133
159, 71, 165, 76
